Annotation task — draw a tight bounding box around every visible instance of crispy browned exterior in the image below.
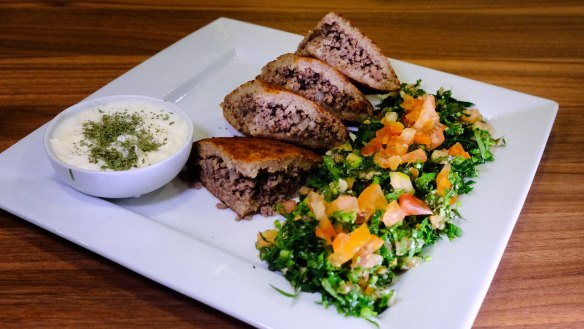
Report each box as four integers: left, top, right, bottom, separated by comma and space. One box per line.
258, 53, 373, 122
297, 12, 400, 93
221, 79, 349, 149
193, 137, 322, 178
189, 137, 322, 217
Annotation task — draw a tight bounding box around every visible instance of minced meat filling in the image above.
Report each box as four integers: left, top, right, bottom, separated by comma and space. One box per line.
199, 155, 308, 216
199, 155, 255, 200
270, 67, 357, 112
319, 22, 385, 81
255, 167, 308, 216
239, 96, 343, 144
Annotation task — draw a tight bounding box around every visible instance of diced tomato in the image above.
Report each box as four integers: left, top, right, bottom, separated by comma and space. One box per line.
436, 163, 452, 196
398, 194, 432, 216
382, 200, 406, 227
400, 94, 445, 150
399, 127, 417, 146
308, 191, 337, 244
404, 111, 421, 127
428, 124, 446, 150
401, 94, 425, 126
357, 183, 388, 217
448, 142, 471, 159
431, 149, 449, 163
326, 195, 359, 216
387, 155, 402, 171
401, 148, 428, 164
375, 126, 391, 139
387, 121, 404, 134
436, 163, 458, 204
374, 152, 401, 170
362, 235, 385, 253
328, 224, 374, 267
352, 235, 385, 269
298, 186, 312, 195
414, 131, 432, 145
315, 216, 336, 245
413, 95, 439, 131
279, 199, 297, 214
400, 93, 416, 110
361, 137, 382, 156
331, 232, 350, 254
394, 141, 409, 155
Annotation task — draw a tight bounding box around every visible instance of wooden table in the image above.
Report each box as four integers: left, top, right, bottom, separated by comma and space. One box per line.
1, 1, 583, 328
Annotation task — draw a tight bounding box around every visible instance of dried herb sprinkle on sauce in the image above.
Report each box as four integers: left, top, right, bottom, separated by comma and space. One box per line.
79, 109, 166, 171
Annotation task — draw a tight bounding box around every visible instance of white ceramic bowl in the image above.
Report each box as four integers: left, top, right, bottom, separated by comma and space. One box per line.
43, 95, 194, 198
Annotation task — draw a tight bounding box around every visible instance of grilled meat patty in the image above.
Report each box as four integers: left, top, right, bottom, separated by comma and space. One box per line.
258, 53, 373, 122
297, 12, 400, 93
188, 137, 322, 218
221, 79, 348, 149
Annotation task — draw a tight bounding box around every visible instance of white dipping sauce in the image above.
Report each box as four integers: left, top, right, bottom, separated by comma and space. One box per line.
49, 99, 190, 171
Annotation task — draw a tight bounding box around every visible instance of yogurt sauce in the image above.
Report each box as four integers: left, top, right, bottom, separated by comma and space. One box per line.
50, 99, 190, 171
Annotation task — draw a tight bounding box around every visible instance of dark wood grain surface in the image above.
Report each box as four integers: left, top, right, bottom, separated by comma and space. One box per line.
1, 1, 583, 328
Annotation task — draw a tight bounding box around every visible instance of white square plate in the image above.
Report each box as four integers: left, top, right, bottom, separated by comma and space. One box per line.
0, 18, 557, 329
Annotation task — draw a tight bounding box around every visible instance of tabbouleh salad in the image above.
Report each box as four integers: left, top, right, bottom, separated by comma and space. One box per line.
256, 80, 505, 323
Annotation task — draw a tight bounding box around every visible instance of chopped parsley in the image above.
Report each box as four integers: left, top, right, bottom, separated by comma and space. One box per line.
257, 81, 504, 322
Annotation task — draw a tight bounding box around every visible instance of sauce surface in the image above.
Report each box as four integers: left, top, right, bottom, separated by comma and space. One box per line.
50, 99, 190, 171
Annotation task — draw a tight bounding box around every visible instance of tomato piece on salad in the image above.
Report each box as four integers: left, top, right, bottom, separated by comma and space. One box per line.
414, 131, 432, 145
427, 124, 446, 149
328, 223, 380, 267
352, 235, 385, 269
382, 200, 406, 227
374, 153, 401, 170
412, 95, 440, 131
278, 199, 297, 214
398, 194, 433, 215
387, 121, 405, 134
315, 216, 336, 245
357, 183, 388, 217
361, 137, 382, 156
308, 191, 337, 244
448, 142, 471, 159
436, 163, 458, 204
436, 163, 452, 196
401, 94, 425, 126
401, 148, 428, 164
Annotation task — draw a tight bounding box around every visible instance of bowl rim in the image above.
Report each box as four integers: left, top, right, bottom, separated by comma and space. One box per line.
43, 94, 194, 175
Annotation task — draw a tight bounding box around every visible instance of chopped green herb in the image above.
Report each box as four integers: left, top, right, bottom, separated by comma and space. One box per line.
257, 80, 504, 321
81, 112, 162, 171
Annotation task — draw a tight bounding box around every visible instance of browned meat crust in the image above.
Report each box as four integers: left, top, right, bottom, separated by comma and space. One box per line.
297, 12, 400, 93
188, 137, 322, 218
258, 53, 373, 122
221, 79, 348, 149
